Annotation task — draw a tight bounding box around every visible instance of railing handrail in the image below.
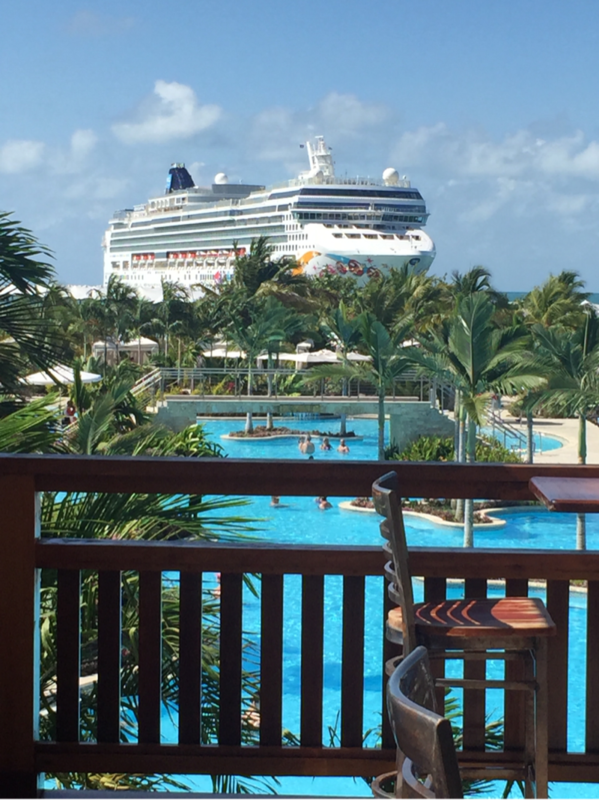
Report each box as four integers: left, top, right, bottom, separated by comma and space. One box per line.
36, 538, 599, 580
131, 367, 162, 396
2, 453, 599, 497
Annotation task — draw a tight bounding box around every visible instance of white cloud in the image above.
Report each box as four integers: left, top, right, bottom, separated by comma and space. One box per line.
316, 92, 389, 136
392, 124, 599, 182
112, 81, 222, 144
0, 139, 45, 173
70, 129, 97, 160
67, 10, 135, 36
249, 92, 391, 168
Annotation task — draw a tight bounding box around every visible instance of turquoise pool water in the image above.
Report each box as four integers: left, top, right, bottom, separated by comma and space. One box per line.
203, 416, 387, 460
481, 424, 564, 454
175, 418, 588, 796
199, 415, 565, 459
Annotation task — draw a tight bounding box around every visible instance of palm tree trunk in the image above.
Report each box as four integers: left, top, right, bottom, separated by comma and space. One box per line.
266, 355, 274, 430
577, 412, 587, 549
378, 390, 385, 461
526, 409, 534, 464
453, 390, 461, 463
451, 391, 460, 516
340, 376, 348, 437
463, 416, 477, 548
455, 408, 466, 523
245, 363, 254, 434
576, 513, 587, 550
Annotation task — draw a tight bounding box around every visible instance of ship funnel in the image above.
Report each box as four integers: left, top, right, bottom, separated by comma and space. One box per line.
165, 164, 194, 194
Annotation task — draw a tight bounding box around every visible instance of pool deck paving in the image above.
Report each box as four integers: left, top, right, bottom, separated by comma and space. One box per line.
499, 411, 599, 464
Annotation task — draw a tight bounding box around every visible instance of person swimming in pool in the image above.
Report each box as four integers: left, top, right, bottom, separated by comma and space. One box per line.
337, 438, 350, 454
300, 434, 315, 455
320, 436, 332, 451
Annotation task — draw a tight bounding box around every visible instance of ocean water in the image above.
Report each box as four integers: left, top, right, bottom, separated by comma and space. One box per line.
505, 291, 599, 303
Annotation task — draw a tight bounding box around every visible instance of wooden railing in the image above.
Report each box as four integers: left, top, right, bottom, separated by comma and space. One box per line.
3, 456, 599, 796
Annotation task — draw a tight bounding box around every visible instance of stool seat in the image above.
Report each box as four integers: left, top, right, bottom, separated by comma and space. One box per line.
388, 596, 555, 641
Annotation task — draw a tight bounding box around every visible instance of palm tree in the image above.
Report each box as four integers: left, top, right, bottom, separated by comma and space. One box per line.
226, 297, 309, 433
320, 302, 362, 436
517, 271, 591, 462
0, 213, 67, 393
526, 309, 599, 548
306, 312, 414, 460
357, 265, 451, 336
86, 276, 139, 370
520, 270, 590, 330
412, 294, 543, 546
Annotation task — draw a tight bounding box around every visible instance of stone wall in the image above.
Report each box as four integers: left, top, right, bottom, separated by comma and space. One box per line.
388, 405, 455, 452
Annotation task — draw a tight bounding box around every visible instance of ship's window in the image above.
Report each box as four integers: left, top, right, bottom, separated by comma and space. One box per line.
381, 234, 393, 239
364, 234, 377, 239
347, 234, 361, 239
333, 233, 342, 238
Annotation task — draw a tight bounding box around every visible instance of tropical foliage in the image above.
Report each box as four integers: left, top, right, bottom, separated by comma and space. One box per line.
387, 434, 522, 464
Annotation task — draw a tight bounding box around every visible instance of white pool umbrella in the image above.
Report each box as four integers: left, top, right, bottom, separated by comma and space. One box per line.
21, 365, 103, 386
258, 349, 371, 364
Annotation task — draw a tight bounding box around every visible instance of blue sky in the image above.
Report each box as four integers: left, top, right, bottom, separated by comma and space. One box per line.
2, 0, 599, 290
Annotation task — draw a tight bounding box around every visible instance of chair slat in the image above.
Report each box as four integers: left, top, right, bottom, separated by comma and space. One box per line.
462, 579, 487, 752
179, 572, 202, 745
56, 570, 81, 742
424, 578, 447, 712
382, 582, 397, 749
97, 570, 122, 743
301, 575, 324, 746
138, 571, 162, 744
260, 574, 283, 746
387, 647, 463, 799
219, 572, 242, 746
341, 575, 365, 747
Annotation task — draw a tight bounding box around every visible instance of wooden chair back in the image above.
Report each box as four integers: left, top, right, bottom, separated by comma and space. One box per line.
372, 471, 417, 653
387, 647, 463, 799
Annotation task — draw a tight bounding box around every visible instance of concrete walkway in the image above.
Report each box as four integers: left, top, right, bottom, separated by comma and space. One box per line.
500, 413, 599, 464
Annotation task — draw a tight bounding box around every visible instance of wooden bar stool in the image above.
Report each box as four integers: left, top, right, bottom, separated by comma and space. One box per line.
373, 471, 556, 798
372, 645, 463, 798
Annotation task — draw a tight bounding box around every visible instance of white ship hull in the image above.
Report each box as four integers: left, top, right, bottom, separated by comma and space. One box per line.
102, 136, 436, 299
293, 224, 434, 284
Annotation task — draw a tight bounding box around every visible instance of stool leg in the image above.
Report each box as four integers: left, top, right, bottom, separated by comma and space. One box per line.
524, 650, 536, 799
534, 638, 549, 798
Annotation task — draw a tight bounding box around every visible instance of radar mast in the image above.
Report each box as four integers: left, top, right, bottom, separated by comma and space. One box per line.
305, 136, 334, 179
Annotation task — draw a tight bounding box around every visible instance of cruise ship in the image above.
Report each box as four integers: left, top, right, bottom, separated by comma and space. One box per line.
102, 137, 435, 299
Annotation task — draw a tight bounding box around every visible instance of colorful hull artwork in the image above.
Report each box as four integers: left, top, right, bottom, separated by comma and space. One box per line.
294, 251, 428, 283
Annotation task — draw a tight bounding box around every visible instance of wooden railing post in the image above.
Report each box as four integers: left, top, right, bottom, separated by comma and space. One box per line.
0, 475, 41, 798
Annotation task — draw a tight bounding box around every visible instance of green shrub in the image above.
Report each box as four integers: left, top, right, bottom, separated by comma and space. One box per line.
386, 434, 522, 463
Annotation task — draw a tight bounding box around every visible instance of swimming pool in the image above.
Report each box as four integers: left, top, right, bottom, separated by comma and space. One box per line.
202, 416, 387, 460
189, 418, 589, 797
481, 424, 564, 454
199, 415, 564, 460
175, 510, 589, 797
